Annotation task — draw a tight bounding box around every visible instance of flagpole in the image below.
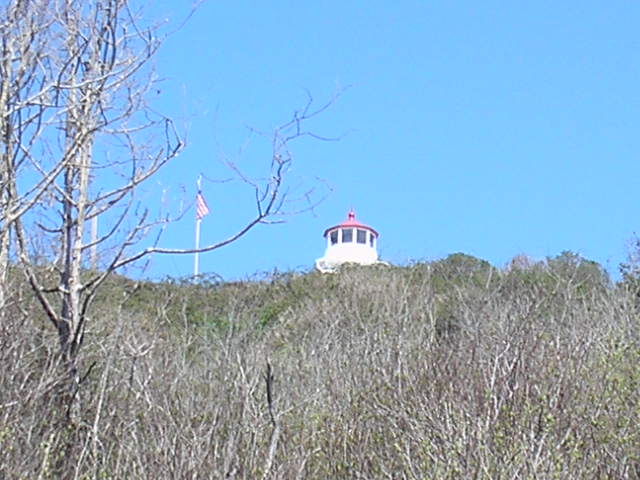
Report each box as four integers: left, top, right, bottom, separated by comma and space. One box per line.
194, 175, 202, 277
194, 220, 201, 276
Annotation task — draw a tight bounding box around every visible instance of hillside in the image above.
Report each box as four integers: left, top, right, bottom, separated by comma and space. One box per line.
2, 252, 640, 478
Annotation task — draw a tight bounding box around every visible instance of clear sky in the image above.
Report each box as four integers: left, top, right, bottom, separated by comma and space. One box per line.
138, 0, 640, 281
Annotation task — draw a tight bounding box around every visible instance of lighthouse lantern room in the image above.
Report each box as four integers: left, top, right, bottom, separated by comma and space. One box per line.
315, 210, 380, 273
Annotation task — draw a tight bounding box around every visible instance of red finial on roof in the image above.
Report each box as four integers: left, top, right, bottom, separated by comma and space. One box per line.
348, 209, 356, 221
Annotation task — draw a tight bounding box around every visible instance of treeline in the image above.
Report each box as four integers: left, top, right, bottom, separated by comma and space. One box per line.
2, 250, 640, 478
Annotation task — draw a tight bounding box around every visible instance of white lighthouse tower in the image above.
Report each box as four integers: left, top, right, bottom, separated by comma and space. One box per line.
315, 209, 380, 273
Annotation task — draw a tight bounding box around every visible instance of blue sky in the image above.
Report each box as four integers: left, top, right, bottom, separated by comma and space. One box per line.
139, 0, 640, 280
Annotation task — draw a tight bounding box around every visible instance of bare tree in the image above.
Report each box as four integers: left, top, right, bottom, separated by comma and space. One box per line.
5, 0, 336, 373
0, 1, 60, 316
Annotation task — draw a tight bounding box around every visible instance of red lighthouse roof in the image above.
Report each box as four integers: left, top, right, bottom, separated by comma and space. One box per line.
323, 209, 379, 237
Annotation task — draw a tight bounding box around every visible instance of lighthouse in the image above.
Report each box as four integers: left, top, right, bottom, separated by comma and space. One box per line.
315, 209, 380, 273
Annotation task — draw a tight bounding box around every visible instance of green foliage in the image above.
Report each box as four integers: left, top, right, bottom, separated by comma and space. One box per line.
546, 250, 610, 289
501, 251, 610, 310
417, 253, 502, 336
431, 252, 499, 291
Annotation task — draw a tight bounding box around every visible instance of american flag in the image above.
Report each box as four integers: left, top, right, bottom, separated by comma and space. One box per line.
196, 191, 210, 220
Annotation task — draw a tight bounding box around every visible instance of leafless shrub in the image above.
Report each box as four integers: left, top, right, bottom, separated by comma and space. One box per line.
1, 262, 639, 478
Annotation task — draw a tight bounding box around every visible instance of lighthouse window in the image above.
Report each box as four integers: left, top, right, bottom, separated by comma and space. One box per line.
330, 230, 338, 245
342, 228, 353, 243
357, 229, 367, 244
369, 235, 374, 247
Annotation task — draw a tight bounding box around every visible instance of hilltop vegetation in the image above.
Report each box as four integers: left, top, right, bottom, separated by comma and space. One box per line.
2, 252, 640, 478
